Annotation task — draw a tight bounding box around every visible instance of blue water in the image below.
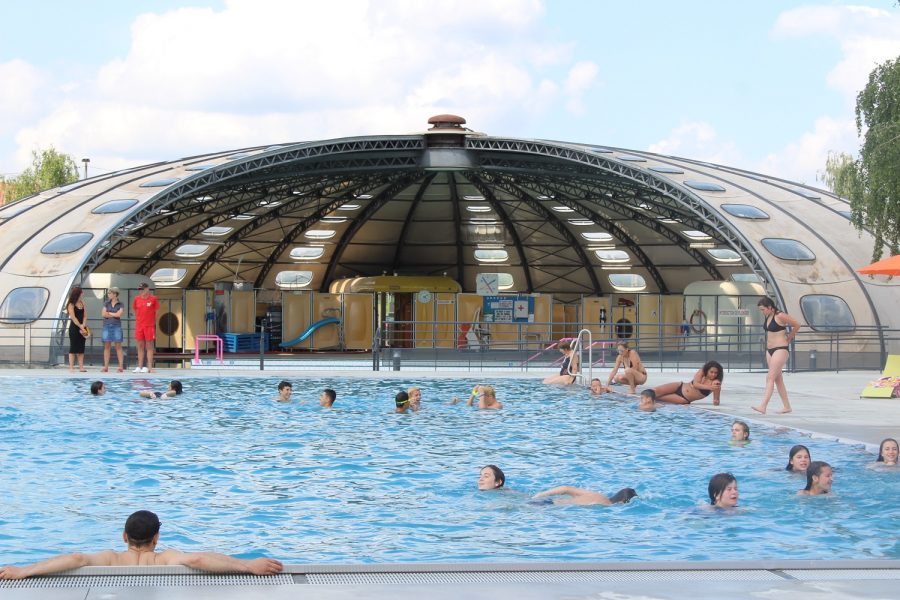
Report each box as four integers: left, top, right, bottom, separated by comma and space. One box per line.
1, 376, 898, 565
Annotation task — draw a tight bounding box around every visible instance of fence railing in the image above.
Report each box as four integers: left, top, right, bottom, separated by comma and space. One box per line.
1, 317, 897, 373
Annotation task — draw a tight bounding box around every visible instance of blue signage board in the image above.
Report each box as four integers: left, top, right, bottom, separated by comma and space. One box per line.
482, 295, 535, 323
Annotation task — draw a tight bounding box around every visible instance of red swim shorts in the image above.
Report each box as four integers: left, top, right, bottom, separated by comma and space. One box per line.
135, 325, 156, 341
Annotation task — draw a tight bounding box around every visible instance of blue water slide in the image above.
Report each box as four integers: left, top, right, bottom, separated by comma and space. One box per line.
279, 317, 341, 347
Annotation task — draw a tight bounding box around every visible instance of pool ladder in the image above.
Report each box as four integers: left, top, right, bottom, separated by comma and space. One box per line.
572, 328, 592, 387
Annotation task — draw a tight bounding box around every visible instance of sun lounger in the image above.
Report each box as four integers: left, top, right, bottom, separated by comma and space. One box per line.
860, 355, 900, 398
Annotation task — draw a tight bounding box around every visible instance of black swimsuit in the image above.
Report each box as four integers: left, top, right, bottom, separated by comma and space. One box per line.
674, 382, 712, 402
764, 316, 790, 356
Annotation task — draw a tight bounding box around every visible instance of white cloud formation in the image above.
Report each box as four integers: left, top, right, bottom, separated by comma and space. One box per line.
647, 122, 742, 165
0, 60, 46, 139
6, 0, 598, 172
763, 4, 900, 183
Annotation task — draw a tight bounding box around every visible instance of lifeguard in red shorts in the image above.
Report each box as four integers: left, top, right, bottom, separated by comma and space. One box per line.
132, 282, 159, 373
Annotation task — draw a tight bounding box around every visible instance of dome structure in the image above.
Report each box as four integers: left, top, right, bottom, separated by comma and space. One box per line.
0, 118, 895, 356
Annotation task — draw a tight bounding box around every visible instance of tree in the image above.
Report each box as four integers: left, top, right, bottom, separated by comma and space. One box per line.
1, 147, 80, 204
830, 56, 900, 262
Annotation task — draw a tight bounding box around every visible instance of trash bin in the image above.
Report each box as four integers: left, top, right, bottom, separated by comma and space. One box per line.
392, 349, 401, 371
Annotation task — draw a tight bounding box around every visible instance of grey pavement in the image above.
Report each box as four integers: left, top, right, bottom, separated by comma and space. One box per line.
2, 366, 898, 599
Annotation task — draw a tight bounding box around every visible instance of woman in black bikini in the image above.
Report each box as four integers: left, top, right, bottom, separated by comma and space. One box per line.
752, 297, 800, 415
653, 360, 723, 405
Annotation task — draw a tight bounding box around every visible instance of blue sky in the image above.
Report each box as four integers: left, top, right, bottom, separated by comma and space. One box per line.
2, 0, 898, 184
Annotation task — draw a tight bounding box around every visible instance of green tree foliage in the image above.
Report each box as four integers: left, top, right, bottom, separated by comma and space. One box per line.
1, 147, 80, 204
836, 56, 900, 262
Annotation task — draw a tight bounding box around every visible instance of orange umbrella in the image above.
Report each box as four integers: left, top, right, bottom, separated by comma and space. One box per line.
857, 254, 900, 276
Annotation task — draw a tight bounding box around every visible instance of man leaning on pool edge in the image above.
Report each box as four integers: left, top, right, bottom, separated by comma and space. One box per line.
0, 510, 283, 579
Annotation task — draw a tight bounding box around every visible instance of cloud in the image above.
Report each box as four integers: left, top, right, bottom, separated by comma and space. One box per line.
647, 122, 741, 165
757, 116, 859, 185
6, 0, 598, 172
772, 5, 900, 104
0, 60, 46, 138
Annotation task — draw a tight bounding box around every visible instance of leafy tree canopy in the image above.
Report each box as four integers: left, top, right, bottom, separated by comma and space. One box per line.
1, 147, 80, 204
824, 56, 900, 262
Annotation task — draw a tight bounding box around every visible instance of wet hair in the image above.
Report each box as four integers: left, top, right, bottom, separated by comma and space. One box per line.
407, 386, 420, 395
558, 340, 572, 351
640, 389, 656, 401
124, 510, 161, 545
804, 461, 832, 491
876, 438, 898, 462
322, 388, 336, 403
702, 360, 724, 382
786, 444, 811, 471
708, 472, 736, 505
90, 381, 104, 396
395, 391, 410, 408
480, 385, 496, 398
67, 286, 83, 307
277, 380, 292, 391
169, 380, 183, 395
732, 420, 750, 441
591, 378, 601, 385
481, 464, 505, 488
609, 487, 637, 504
757, 297, 780, 313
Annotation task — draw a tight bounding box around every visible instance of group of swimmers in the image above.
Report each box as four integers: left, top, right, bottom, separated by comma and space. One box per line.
90, 379, 183, 398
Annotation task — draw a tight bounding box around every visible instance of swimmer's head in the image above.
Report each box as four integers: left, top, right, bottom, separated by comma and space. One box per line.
786, 444, 811, 472
876, 438, 899, 465
278, 380, 292, 392
407, 387, 422, 406
478, 464, 505, 490
590, 378, 604, 394
708, 472, 738, 508
479, 385, 496, 399
731, 420, 750, 442
609, 487, 637, 504
90, 381, 106, 396
804, 461, 833, 493
169, 380, 183, 395
320, 388, 336, 406
639, 389, 656, 411
124, 510, 161, 546
395, 391, 410, 409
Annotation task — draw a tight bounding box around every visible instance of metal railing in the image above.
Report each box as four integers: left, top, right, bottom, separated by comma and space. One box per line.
2, 317, 897, 372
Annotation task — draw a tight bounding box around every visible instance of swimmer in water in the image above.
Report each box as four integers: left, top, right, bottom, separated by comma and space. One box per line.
786, 444, 811, 472
90, 381, 106, 396
139, 380, 182, 399
730, 420, 750, 445
275, 380, 292, 403
319, 388, 336, 408
797, 461, 833, 496
590, 378, 611, 395
708, 473, 739, 508
395, 391, 412, 414
875, 438, 898, 466
638, 389, 657, 412
477, 465, 505, 491
407, 387, 422, 411
531, 485, 636, 506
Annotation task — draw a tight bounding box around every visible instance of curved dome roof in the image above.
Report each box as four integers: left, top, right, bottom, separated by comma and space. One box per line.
0, 122, 895, 335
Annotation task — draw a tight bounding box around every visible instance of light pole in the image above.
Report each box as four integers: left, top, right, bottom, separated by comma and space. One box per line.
82, 158, 90, 179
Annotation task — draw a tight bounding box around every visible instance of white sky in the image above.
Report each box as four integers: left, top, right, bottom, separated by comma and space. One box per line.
1, 0, 898, 184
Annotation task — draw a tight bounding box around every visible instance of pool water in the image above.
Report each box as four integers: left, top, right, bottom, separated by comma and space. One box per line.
1, 376, 898, 565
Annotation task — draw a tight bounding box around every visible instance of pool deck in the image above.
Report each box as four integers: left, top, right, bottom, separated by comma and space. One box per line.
2, 366, 898, 599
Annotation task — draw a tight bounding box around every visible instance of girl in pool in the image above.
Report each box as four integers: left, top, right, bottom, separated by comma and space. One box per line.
730, 420, 750, 445
543, 341, 580, 385
477, 465, 505, 491
785, 444, 811, 472
531, 485, 636, 506
708, 472, 739, 508
798, 461, 833, 496
653, 361, 723, 406
603, 341, 647, 395
875, 438, 898, 466
751, 297, 801, 415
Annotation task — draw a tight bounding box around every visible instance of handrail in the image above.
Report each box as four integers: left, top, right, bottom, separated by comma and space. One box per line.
575, 328, 592, 386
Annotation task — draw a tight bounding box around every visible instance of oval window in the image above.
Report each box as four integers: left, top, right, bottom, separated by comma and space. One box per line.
648, 165, 684, 174
0, 287, 50, 323
41, 232, 93, 254
275, 271, 313, 289
139, 178, 180, 188
595, 250, 630, 263
175, 243, 210, 258
608, 273, 647, 292
150, 268, 188, 285
474, 249, 508, 263
721, 204, 769, 220
684, 180, 726, 192
581, 232, 614, 243
92, 199, 138, 214
800, 295, 855, 332
304, 230, 336, 239
707, 248, 742, 263
761, 238, 815, 261
201, 226, 233, 236
290, 246, 326, 260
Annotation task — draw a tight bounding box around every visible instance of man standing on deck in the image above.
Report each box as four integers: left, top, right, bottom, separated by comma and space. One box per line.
0, 510, 283, 579
132, 282, 159, 373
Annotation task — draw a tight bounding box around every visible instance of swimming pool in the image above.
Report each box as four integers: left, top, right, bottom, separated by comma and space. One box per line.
1, 375, 897, 565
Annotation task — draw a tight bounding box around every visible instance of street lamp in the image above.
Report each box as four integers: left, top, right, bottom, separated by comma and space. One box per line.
82, 158, 90, 179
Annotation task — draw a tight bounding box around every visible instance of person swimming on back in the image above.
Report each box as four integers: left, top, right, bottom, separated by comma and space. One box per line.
139, 380, 182, 399
531, 485, 636, 506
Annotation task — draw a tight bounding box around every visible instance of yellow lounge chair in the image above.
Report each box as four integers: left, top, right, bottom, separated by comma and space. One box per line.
860, 355, 900, 398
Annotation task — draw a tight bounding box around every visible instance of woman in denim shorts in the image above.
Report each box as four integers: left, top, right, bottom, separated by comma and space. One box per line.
101, 287, 125, 372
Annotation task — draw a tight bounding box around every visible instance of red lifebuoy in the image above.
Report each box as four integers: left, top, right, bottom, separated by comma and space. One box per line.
690, 309, 707, 334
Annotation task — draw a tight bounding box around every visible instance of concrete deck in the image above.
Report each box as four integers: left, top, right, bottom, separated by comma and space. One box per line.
2, 366, 898, 599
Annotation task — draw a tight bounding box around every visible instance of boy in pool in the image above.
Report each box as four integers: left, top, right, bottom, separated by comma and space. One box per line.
730, 420, 750, 445
139, 380, 183, 399
90, 381, 106, 396
0, 510, 282, 580
395, 391, 411, 413
590, 378, 611, 395
638, 389, 656, 412
319, 388, 336, 407
275, 380, 292, 403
